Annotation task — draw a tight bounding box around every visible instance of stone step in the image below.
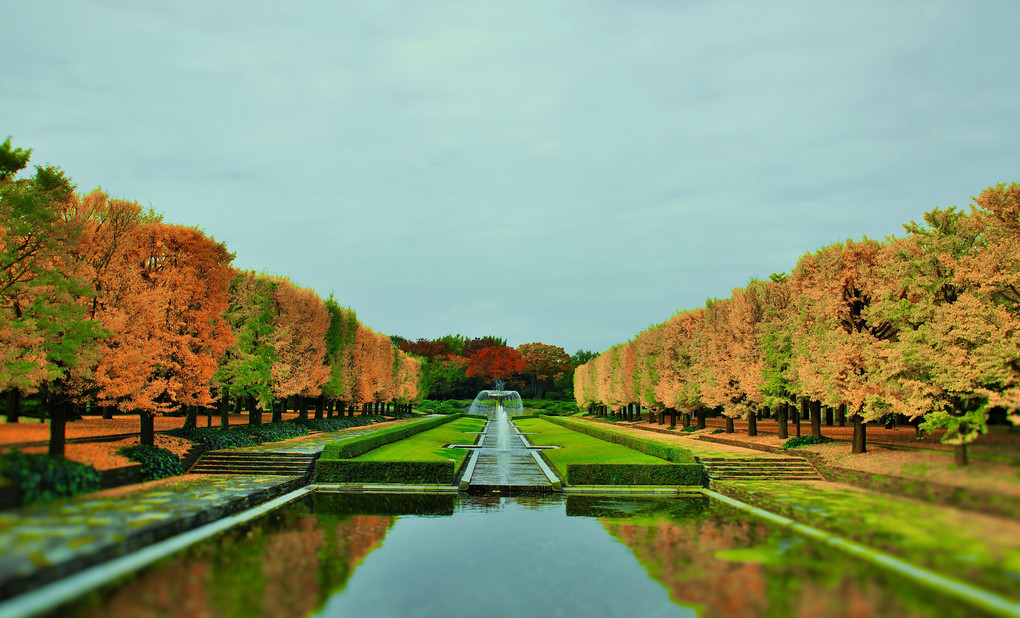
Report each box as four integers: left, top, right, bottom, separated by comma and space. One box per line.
189, 451, 318, 476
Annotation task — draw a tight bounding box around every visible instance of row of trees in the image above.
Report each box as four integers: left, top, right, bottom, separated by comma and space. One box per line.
0, 138, 420, 454
394, 335, 587, 400
575, 184, 1020, 463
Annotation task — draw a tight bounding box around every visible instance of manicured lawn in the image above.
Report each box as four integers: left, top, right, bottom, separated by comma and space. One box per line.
355, 416, 485, 467
513, 417, 664, 475
717, 480, 1020, 600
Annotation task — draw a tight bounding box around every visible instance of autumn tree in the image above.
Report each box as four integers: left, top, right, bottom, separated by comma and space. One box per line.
268, 279, 330, 421
322, 298, 359, 415
517, 342, 571, 399
465, 345, 525, 384
0, 140, 103, 454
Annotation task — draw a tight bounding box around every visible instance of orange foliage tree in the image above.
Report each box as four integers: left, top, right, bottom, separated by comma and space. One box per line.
465, 345, 525, 384
517, 342, 571, 399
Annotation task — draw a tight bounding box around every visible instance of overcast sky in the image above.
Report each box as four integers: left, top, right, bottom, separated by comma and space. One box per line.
3, 1, 1018, 354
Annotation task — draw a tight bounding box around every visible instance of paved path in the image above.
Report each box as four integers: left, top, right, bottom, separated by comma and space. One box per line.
463, 417, 555, 491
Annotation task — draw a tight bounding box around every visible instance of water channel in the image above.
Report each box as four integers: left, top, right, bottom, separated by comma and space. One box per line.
60, 491, 989, 618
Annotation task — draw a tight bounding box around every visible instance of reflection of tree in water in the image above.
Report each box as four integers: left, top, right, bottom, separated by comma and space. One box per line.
66, 499, 395, 618
602, 504, 985, 618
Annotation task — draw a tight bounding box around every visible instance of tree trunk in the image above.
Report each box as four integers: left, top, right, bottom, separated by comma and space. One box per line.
658, 409, 665, 425
778, 402, 789, 439
852, 413, 867, 453
824, 406, 834, 426
800, 397, 809, 420
696, 408, 706, 429
102, 404, 114, 420
5, 389, 20, 423
954, 443, 968, 466
794, 402, 802, 437
670, 408, 677, 428
272, 399, 283, 423
220, 393, 230, 429
725, 417, 734, 433
298, 395, 308, 420
248, 396, 261, 426
809, 400, 822, 439
747, 410, 757, 436
682, 413, 691, 428
183, 405, 198, 430
140, 411, 155, 447
837, 403, 846, 427
45, 386, 67, 457
314, 396, 324, 420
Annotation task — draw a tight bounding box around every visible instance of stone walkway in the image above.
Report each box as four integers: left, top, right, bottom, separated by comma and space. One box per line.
462, 418, 556, 492
0, 418, 423, 599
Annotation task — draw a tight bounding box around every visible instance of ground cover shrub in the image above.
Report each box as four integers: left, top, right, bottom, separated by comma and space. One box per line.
0, 450, 101, 505
292, 416, 380, 432
566, 463, 703, 486
782, 435, 835, 449
117, 445, 183, 481
710, 429, 725, 434
681, 425, 702, 433
167, 420, 311, 450
540, 416, 697, 464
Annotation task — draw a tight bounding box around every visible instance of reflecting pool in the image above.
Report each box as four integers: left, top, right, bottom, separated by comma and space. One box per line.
63, 492, 992, 618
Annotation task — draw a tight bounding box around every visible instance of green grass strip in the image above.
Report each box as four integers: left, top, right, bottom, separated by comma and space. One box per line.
320, 413, 462, 460
516, 418, 702, 485
539, 415, 697, 463
356, 416, 485, 468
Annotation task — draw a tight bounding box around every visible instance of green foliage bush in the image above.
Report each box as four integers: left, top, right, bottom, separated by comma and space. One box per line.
681, 425, 702, 433
320, 414, 461, 460
415, 400, 462, 415
543, 401, 580, 416
782, 435, 835, 449
541, 416, 697, 464
116, 445, 183, 481
0, 450, 101, 505
710, 428, 726, 434
566, 463, 702, 486
314, 460, 455, 484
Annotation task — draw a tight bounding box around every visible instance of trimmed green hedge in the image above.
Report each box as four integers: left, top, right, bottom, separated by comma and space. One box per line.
0, 450, 101, 505
566, 463, 703, 486
783, 435, 835, 449
314, 460, 455, 484
319, 414, 461, 461
540, 416, 697, 463
117, 445, 183, 481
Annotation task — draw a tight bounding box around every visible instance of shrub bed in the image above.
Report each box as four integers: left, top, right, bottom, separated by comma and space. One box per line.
291, 415, 382, 432
0, 450, 101, 505
319, 414, 462, 461
116, 445, 183, 481
541, 416, 697, 463
782, 435, 835, 449
566, 463, 703, 486
314, 460, 455, 484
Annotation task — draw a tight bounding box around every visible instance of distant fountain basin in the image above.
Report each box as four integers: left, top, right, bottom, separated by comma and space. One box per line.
466, 389, 523, 452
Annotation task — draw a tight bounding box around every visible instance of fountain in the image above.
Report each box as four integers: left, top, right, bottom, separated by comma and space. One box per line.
466, 381, 523, 452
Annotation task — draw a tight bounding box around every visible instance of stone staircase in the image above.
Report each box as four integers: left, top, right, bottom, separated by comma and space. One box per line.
189, 451, 318, 477
699, 456, 822, 481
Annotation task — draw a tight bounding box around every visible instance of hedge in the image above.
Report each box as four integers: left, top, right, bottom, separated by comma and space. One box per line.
116, 445, 183, 481
0, 450, 101, 505
540, 416, 697, 463
566, 463, 703, 486
319, 414, 461, 461
314, 460, 456, 484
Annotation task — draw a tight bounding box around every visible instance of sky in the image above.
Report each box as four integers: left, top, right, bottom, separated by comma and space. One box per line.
3, 1, 1018, 354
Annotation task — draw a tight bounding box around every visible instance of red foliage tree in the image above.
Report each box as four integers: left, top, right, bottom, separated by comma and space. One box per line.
517, 342, 572, 399
465, 345, 524, 382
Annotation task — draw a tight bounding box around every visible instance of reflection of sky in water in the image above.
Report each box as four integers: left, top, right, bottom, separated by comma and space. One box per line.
313, 496, 694, 618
